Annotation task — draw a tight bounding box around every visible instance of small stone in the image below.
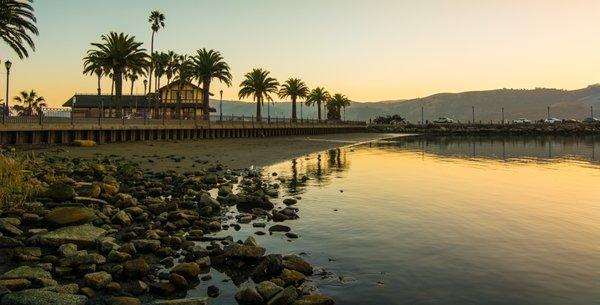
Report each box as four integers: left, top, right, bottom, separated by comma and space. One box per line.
57, 243, 78, 257
123, 258, 150, 278
267, 286, 299, 305
269, 225, 291, 233
84, 271, 112, 289
280, 269, 306, 286
207, 285, 219, 298
46, 183, 77, 202
149, 282, 176, 296
168, 273, 188, 289
170, 262, 200, 280
257, 280, 283, 300
235, 287, 264, 304
283, 198, 297, 205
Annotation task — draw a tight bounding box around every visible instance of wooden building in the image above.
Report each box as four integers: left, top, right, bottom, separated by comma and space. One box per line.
63, 80, 215, 119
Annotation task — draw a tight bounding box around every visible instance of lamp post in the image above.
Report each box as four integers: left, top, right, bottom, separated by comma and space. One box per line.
471, 106, 475, 124
143, 79, 148, 95
219, 90, 223, 122
4, 60, 11, 118
71, 96, 76, 125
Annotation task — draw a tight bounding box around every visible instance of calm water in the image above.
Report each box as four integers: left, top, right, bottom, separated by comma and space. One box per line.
193, 135, 600, 305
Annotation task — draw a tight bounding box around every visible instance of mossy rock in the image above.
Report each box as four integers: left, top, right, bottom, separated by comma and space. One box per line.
39, 224, 106, 247
44, 207, 95, 227
0, 289, 87, 305
45, 183, 76, 202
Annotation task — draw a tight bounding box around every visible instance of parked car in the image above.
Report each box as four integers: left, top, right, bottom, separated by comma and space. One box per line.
512, 118, 531, 124
543, 118, 562, 124
433, 117, 454, 124
562, 118, 580, 123
583, 117, 600, 123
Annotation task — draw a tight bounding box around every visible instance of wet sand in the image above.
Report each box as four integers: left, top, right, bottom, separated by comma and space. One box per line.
39, 133, 396, 171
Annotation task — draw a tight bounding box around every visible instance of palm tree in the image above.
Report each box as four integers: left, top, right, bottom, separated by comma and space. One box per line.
327, 93, 351, 121
0, 0, 38, 59
173, 55, 194, 118
13, 90, 45, 116
191, 49, 232, 120
83, 53, 107, 95
85, 32, 149, 100
278, 78, 309, 121
238, 68, 279, 122
306, 87, 330, 121
147, 10, 165, 94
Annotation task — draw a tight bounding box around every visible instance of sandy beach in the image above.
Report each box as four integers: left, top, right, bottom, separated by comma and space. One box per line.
38, 133, 396, 171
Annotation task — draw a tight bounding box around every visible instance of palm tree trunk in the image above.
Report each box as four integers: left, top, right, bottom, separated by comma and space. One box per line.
148, 31, 155, 94
256, 96, 262, 122
130, 79, 135, 95
317, 101, 322, 121
202, 78, 211, 120
292, 96, 297, 121
97, 74, 102, 96
114, 69, 123, 99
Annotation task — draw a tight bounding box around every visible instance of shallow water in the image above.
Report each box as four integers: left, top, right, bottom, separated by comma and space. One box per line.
196, 135, 600, 305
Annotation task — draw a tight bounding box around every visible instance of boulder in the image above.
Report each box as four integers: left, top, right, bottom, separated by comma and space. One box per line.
256, 281, 283, 300
0, 278, 31, 291
132, 239, 160, 253
267, 286, 298, 305
280, 269, 306, 286
0, 266, 52, 282
283, 255, 313, 275
224, 244, 266, 259
0, 219, 23, 236
83, 271, 112, 289
292, 295, 335, 305
168, 273, 188, 289
123, 258, 150, 278
44, 207, 95, 227
170, 262, 200, 280
108, 297, 141, 305
111, 210, 131, 225
40, 225, 106, 247
149, 282, 176, 296
0, 289, 87, 305
74, 183, 101, 198
235, 287, 264, 305
46, 183, 77, 202
153, 297, 209, 305
269, 225, 291, 233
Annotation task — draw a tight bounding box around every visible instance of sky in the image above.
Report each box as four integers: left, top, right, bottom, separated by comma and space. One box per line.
1, 0, 600, 107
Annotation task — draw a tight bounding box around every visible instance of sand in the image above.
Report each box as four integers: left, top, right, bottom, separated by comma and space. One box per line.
38, 133, 396, 172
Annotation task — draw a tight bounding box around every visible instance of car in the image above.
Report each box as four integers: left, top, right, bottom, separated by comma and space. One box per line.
583, 117, 600, 123
543, 118, 562, 124
433, 117, 454, 124
512, 118, 531, 124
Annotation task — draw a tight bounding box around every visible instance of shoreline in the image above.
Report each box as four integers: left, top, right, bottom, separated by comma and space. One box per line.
33, 133, 395, 172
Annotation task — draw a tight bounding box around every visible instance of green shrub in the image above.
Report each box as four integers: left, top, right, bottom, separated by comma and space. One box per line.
0, 156, 37, 210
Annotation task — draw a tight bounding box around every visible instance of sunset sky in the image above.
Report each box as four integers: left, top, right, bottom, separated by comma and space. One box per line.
1, 0, 599, 107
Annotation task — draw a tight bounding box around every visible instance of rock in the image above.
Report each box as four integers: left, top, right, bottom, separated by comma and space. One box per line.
224, 244, 266, 259
75, 183, 101, 198
0, 278, 31, 291
0, 219, 23, 236
111, 210, 131, 225
168, 272, 188, 289
149, 282, 176, 296
123, 258, 150, 278
235, 287, 264, 305
42, 283, 79, 294
257, 281, 283, 300
79, 287, 95, 298
252, 255, 283, 280
60, 251, 106, 267
280, 269, 306, 286
0, 266, 52, 283
283, 198, 297, 206
40, 225, 106, 247
267, 286, 298, 305
132, 239, 160, 253
83, 271, 112, 289
46, 183, 77, 202
292, 295, 335, 305
108, 297, 141, 305
57, 243, 78, 257
285, 232, 299, 239
283, 255, 313, 275
128, 280, 148, 295
269, 225, 291, 233
0, 236, 23, 248
0, 289, 87, 305
114, 194, 138, 208
207, 285, 219, 298
170, 262, 200, 280
153, 297, 209, 305
108, 250, 131, 262
44, 207, 95, 227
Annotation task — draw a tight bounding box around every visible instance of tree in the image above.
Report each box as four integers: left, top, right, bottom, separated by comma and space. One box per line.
278, 78, 309, 121
305, 87, 330, 121
327, 93, 351, 121
147, 10, 165, 94
191, 48, 232, 120
12, 90, 45, 116
83, 53, 107, 95
172, 54, 194, 118
238, 68, 279, 122
0, 0, 39, 59
85, 32, 149, 100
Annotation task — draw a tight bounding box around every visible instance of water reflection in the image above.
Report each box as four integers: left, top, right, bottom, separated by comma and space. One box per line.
375, 135, 600, 164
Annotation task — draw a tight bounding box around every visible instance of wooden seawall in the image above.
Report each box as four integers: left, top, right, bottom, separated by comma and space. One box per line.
0, 118, 366, 145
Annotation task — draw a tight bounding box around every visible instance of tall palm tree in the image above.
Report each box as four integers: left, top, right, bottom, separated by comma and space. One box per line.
0, 0, 38, 59
85, 32, 149, 100
147, 10, 165, 94
306, 87, 330, 121
83, 53, 106, 95
238, 68, 279, 122
191, 48, 232, 120
278, 78, 309, 121
173, 55, 194, 118
327, 93, 351, 121
13, 90, 45, 116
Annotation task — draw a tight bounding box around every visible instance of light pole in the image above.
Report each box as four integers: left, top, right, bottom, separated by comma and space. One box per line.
71, 96, 76, 125
143, 79, 148, 95
219, 90, 223, 122
5, 60, 11, 118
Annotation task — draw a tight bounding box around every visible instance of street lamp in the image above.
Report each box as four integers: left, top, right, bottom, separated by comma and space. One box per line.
219, 90, 223, 122
4, 60, 11, 118
143, 79, 148, 95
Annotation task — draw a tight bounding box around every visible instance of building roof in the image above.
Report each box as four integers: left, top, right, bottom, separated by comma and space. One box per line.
157, 80, 214, 96
62, 94, 217, 112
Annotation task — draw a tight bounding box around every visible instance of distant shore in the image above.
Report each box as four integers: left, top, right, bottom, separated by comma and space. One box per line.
367, 122, 600, 135
37, 133, 394, 172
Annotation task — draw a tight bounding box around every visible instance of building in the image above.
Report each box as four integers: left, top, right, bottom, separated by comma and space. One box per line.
63, 80, 215, 119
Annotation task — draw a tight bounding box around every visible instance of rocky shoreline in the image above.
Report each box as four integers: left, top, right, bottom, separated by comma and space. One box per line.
367, 122, 600, 135
0, 152, 334, 305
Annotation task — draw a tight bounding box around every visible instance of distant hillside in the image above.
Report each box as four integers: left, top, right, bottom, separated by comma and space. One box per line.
212, 85, 600, 122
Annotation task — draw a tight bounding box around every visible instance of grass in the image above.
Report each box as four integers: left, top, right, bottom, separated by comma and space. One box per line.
0, 155, 38, 210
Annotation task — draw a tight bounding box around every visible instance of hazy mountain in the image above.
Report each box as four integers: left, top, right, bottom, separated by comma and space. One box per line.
212, 85, 600, 122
